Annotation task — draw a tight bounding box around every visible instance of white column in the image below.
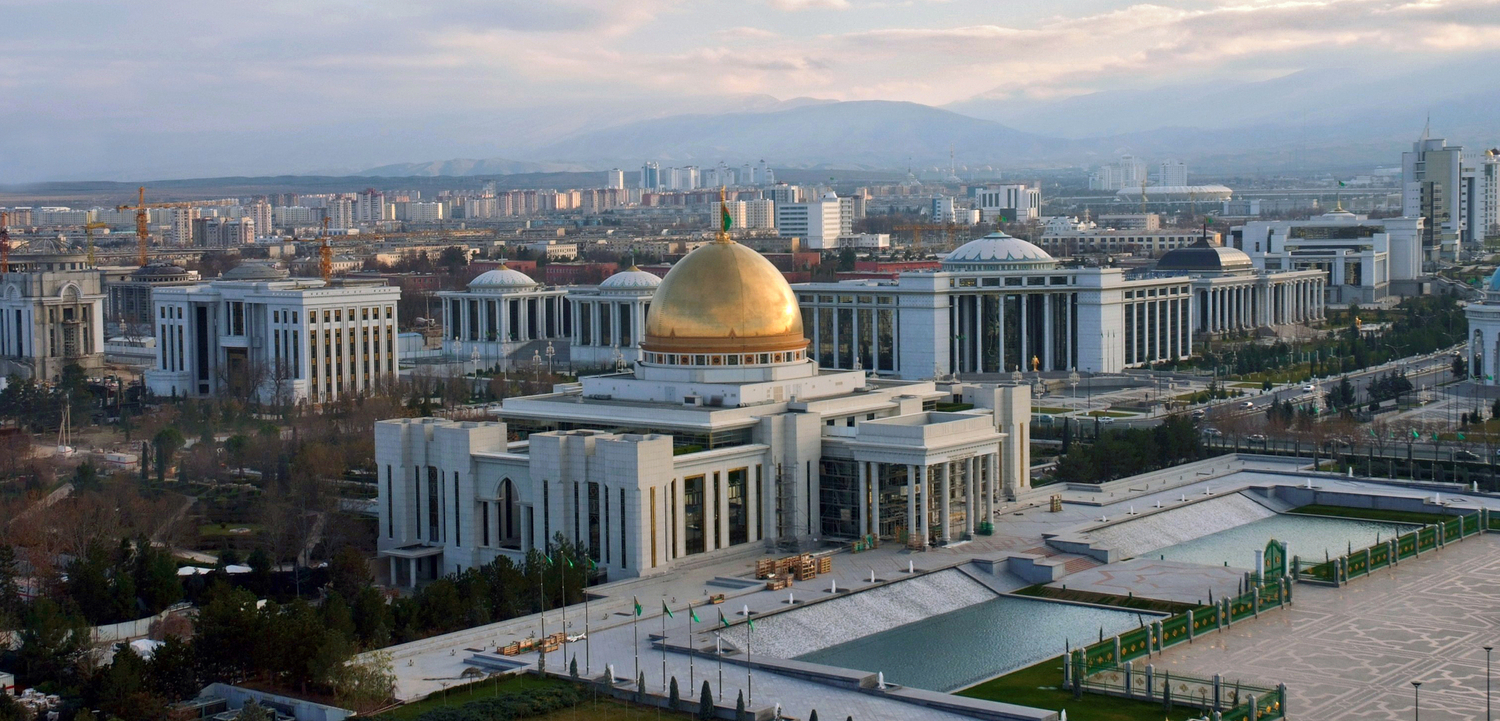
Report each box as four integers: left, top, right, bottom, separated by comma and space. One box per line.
1043, 293, 1054, 371
857, 461, 869, 538
870, 463, 881, 539
717, 471, 730, 550
1019, 295, 1028, 371
964, 456, 976, 537
939, 462, 951, 543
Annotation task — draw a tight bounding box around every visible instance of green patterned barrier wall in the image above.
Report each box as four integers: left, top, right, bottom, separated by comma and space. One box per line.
1398, 531, 1418, 558
1370, 542, 1390, 570
1419, 525, 1437, 551
1160, 614, 1191, 649
1464, 513, 1479, 535
1118, 626, 1151, 663
1230, 593, 1256, 622
1192, 605, 1219, 635
1261, 579, 1284, 609
1302, 560, 1337, 582
1445, 516, 1462, 541
1084, 639, 1116, 674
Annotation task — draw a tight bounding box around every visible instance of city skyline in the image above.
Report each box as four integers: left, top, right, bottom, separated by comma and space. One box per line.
5, 0, 1500, 182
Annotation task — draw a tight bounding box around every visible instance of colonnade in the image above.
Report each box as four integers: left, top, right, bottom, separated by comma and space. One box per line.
571, 297, 650, 350
447, 292, 569, 344
949, 291, 1074, 374
854, 453, 1001, 548
1200, 278, 1325, 335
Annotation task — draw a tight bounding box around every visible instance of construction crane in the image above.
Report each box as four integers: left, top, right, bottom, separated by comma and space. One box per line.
115, 186, 200, 267
894, 222, 962, 251
0, 211, 10, 273
83, 221, 109, 266
319, 217, 333, 282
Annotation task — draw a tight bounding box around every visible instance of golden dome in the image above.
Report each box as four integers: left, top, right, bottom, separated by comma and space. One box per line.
643, 240, 807, 355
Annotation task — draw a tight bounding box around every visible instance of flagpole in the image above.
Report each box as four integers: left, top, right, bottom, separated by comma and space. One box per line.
688, 602, 695, 693
560, 551, 568, 668
632, 596, 640, 684
584, 581, 591, 674
538, 560, 547, 675
745, 604, 752, 707
716, 633, 723, 703
666, 596, 672, 692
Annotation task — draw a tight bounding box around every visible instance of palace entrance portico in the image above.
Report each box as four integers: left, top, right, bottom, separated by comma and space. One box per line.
842, 412, 1004, 549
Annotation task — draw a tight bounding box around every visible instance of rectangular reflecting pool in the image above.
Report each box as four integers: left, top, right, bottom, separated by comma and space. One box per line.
1146, 513, 1413, 568
793, 595, 1148, 692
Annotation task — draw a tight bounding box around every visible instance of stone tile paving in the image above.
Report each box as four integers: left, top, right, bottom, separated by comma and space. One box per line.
1048, 558, 1246, 605
1150, 534, 1500, 721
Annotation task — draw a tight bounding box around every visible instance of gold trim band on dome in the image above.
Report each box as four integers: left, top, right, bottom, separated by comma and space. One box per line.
641, 349, 808, 367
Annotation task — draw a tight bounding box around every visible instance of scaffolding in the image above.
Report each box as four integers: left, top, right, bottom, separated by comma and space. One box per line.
774, 462, 800, 552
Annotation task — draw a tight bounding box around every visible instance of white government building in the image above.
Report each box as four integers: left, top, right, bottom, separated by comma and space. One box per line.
437, 265, 572, 373
0, 243, 106, 380
1230, 208, 1425, 304
794, 232, 1325, 378
1466, 268, 1500, 384
145, 263, 401, 404
375, 233, 1032, 584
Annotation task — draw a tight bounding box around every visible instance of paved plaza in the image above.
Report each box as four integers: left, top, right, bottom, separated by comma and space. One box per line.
373, 454, 1500, 720
1152, 534, 1500, 721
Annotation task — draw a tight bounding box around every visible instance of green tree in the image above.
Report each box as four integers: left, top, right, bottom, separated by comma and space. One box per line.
698, 680, 715, 720
192, 583, 264, 683
153, 427, 185, 483
237, 700, 272, 721
134, 541, 183, 614
18, 598, 92, 685
1454, 355, 1470, 379
670, 676, 681, 710
146, 635, 200, 702
0, 544, 21, 630
351, 585, 393, 648
329, 649, 396, 714
329, 545, 373, 601
92, 644, 167, 721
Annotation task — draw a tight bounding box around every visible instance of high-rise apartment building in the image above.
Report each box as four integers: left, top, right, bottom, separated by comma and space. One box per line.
171, 208, 199, 246
191, 217, 254, 248
606, 169, 625, 190
326, 196, 354, 230
356, 189, 386, 223
640, 162, 660, 190
1157, 159, 1188, 187
743, 199, 775, 230
768, 183, 801, 205
248, 200, 272, 239
777, 193, 843, 249
1403, 133, 1464, 258
932, 197, 958, 224
1462, 150, 1500, 245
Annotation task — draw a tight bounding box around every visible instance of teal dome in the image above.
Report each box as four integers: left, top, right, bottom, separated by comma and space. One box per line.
1488, 268, 1500, 291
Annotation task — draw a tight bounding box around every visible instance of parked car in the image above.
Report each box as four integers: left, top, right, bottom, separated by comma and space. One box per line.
1248, 434, 1268, 443
1203, 427, 1223, 437
1240, 401, 1255, 408
1098, 416, 1116, 424
1455, 450, 1481, 461
1302, 384, 1316, 392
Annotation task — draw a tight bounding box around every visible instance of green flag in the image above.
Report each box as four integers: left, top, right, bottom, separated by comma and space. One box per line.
721, 200, 733, 232
633, 596, 642, 617
1338, 180, 1346, 188
690, 606, 700, 624
1458, 432, 1466, 441
1431, 432, 1439, 441
718, 609, 729, 628
563, 554, 574, 569
662, 601, 673, 619
1412, 430, 1420, 439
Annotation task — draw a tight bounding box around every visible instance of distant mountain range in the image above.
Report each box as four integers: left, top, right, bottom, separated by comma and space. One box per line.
355, 56, 1500, 179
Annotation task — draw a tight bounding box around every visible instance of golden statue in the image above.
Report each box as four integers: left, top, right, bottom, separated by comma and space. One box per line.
1031, 355, 1040, 372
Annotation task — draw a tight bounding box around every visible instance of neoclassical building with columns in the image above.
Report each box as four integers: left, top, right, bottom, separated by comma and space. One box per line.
566, 265, 659, 370
1465, 268, 1500, 384
438, 265, 571, 371
794, 232, 1327, 379
375, 232, 1031, 585
1154, 236, 1327, 337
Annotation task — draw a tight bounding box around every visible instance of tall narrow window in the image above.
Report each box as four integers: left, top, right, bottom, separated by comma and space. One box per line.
385, 465, 393, 539
454, 471, 461, 547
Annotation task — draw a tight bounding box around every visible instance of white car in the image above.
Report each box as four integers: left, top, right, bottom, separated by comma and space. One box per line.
1302, 385, 1316, 392
1240, 401, 1254, 408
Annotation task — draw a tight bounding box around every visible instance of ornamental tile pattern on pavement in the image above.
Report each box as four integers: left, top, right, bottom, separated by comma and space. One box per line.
1151, 535, 1500, 721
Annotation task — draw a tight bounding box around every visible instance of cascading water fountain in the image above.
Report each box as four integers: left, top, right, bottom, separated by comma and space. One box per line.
1086, 493, 1277, 559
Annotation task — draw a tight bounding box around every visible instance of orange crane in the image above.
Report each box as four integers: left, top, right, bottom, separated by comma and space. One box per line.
83, 221, 109, 266
319, 217, 333, 282
894, 222, 962, 251
115, 186, 200, 267
0, 211, 10, 273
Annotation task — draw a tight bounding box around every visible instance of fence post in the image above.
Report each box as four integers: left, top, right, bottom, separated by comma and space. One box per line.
1221, 598, 1231, 628
1113, 636, 1122, 666
1123, 660, 1133, 697
1438, 521, 1445, 548
1278, 682, 1288, 718
1248, 694, 1257, 719
1153, 621, 1164, 654
1145, 664, 1155, 701
1284, 575, 1293, 604
1187, 609, 1195, 642
1212, 673, 1222, 713
1390, 538, 1398, 566
1253, 586, 1260, 617
1063, 651, 1072, 688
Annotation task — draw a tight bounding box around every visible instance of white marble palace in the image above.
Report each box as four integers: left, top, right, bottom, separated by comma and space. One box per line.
376, 232, 1032, 585
795, 232, 1325, 378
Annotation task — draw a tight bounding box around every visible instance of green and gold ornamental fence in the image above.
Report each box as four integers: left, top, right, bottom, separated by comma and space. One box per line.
1062, 572, 1291, 719
1295, 509, 1489, 587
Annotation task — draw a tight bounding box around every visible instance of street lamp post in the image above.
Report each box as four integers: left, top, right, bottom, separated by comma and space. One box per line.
545, 341, 555, 375
1487, 645, 1493, 721
1413, 680, 1422, 721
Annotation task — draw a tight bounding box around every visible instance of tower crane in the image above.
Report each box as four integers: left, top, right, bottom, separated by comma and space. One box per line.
83, 221, 109, 266
319, 216, 333, 282
1139, 178, 1149, 216
115, 186, 200, 267
894, 222, 962, 251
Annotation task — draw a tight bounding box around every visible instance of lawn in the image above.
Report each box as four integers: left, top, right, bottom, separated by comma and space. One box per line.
1288, 504, 1454, 526
197, 523, 262, 538
1083, 410, 1133, 418
1034, 406, 1073, 414
376, 675, 697, 721
959, 657, 1205, 721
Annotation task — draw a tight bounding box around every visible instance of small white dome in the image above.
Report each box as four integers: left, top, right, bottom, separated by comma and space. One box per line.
943, 232, 1054, 267
599, 266, 662, 290
468, 265, 537, 291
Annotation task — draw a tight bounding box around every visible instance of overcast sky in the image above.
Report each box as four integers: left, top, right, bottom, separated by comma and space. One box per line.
4, 0, 1499, 182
